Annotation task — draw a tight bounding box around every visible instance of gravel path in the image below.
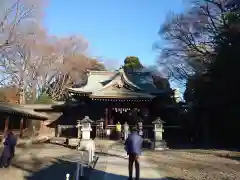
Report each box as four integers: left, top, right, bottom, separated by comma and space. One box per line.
145, 149, 240, 180
2, 141, 239, 180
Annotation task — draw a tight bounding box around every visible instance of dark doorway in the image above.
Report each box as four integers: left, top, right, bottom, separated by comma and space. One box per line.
111, 110, 131, 124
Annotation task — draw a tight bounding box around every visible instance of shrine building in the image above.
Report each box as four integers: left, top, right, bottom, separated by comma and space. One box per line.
47, 68, 174, 139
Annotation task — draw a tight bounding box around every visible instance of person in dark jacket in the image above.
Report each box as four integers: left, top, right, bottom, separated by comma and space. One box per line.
0, 129, 17, 168
124, 126, 143, 180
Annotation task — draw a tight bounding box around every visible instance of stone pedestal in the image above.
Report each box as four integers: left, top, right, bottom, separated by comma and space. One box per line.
153, 129, 167, 150
154, 139, 167, 150
78, 139, 94, 150
77, 139, 95, 163
82, 129, 91, 139
78, 124, 92, 148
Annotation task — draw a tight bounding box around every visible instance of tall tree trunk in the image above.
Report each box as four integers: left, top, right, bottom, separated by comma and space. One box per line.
202, 113, 209, 148
19, 87, 27, 138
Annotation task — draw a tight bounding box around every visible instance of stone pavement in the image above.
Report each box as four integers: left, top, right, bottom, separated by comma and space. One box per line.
99, 144, 166, 180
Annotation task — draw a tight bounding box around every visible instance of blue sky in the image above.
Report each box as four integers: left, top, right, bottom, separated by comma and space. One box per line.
45, 0, 185, 95
45, 0, 184, 67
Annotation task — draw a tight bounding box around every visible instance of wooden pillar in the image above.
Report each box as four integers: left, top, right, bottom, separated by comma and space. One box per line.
4, 116, 9, 135
105, 108, 108, 129
109, 107, 113, 125
19, 118, 24, 138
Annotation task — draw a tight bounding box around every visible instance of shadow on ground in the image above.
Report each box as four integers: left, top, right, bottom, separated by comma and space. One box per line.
217, 154, 240, 162
91, 168, 185, 180
11, 154, 185, 180
96, 151, 127, 159
48, 142, 78, 149
12, 158, 91, 180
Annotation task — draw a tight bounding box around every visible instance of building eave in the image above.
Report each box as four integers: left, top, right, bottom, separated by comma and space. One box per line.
0, 103, 48, 120
67, 88, 93, 94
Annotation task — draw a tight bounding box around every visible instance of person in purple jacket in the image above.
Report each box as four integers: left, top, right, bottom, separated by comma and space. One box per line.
124, 126, 143, 180
0, 129, 17, 168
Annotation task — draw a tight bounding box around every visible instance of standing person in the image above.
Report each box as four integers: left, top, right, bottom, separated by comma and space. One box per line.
124, 126, 143, 180
0, 129, 17, 168
124, 121, 129, 141
116, 122, 122, 140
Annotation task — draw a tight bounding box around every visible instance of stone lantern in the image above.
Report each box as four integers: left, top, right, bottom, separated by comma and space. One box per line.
77, 116, 95, 164
152, 117, 167, 150
77, 116, 95, 151
80, 116, 93, 140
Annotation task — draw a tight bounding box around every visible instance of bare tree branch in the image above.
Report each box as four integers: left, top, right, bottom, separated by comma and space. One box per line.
156, 0, 231, 80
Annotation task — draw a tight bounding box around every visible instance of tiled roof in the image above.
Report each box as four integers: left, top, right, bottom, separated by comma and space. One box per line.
22, 101, 65, 110
67, 68, 172, 98
68, 71, 115, 92
126, 71, 157, 92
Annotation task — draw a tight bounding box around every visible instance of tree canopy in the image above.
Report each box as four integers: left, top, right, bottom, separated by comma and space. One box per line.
34, 93, 53, 104
157, 0, 240, 148
123, 56, 143, 71
0, 0, 108, 102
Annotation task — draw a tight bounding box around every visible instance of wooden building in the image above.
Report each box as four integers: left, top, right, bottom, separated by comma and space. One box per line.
0, 103, 48, 138
0, 86, 26, 137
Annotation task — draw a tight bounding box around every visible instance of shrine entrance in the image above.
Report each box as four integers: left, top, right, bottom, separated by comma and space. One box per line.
64, 68, 173, 141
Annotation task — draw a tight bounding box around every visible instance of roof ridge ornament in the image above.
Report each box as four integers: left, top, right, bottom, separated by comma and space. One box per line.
119, 67, 124, 73
117, 81, 124, 88
120, 68, 142, 90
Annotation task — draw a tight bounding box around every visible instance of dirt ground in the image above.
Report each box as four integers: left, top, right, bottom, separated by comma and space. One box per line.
145, 149, 240, 180
0, 139, 117, 180
0, 144, 84, 180
1, 141, 239, 180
